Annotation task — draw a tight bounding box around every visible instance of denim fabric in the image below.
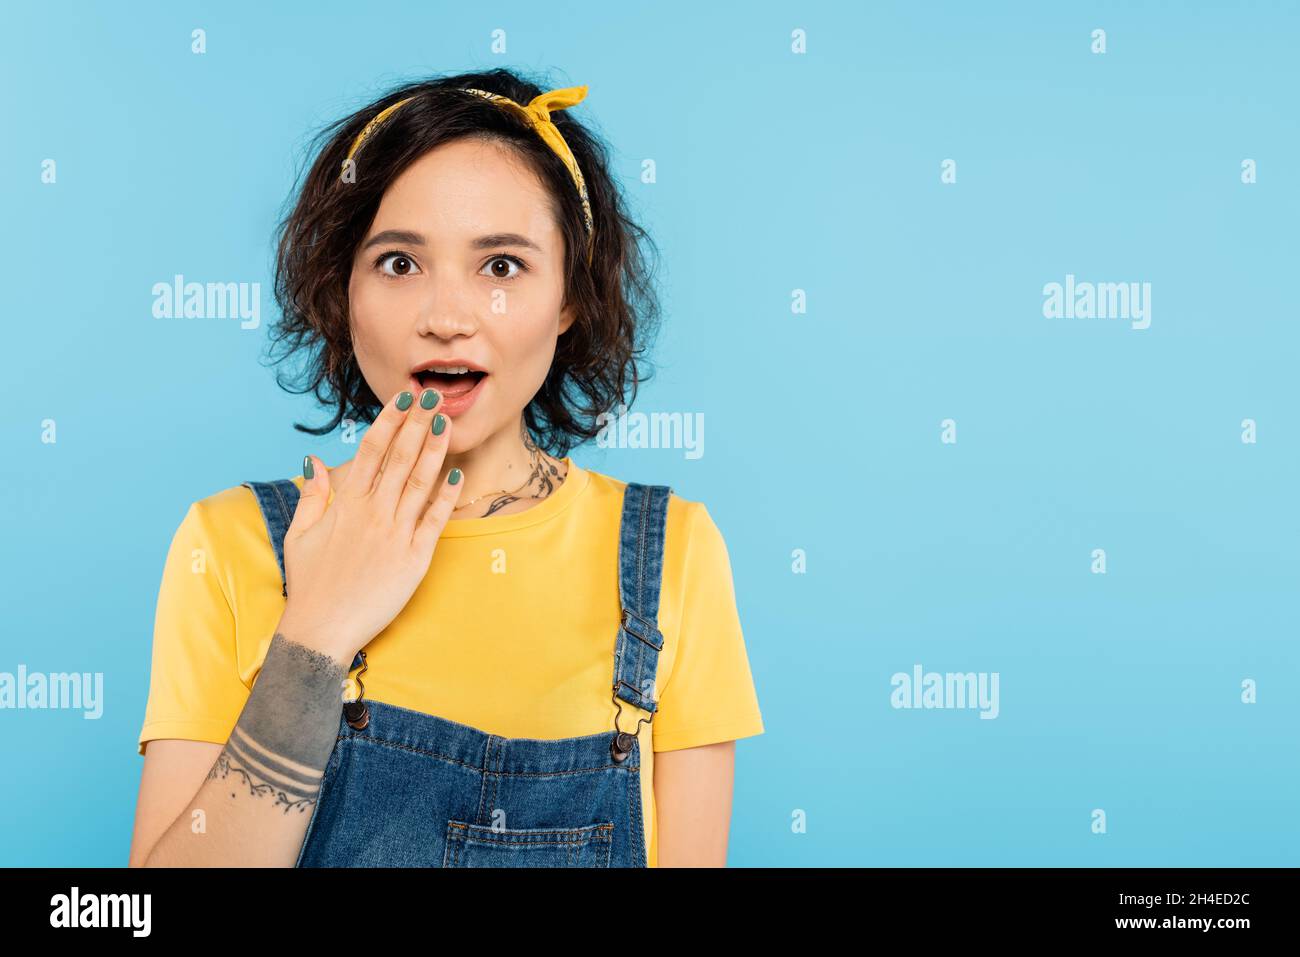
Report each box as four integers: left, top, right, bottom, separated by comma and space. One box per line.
240, 475, 672, 867
241, 480, 301, 597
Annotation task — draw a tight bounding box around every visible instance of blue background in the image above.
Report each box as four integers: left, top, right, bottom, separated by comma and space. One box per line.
2, 0, 1296, 866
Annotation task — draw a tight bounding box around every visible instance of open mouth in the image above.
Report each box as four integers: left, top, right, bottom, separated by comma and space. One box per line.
415, 368, 488, 398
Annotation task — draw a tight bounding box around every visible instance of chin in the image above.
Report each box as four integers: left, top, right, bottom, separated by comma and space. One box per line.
444, 421, 485, 455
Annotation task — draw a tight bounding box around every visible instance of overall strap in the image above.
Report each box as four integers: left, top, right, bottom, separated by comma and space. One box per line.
241, 479, 301, 598
611, 482, 673, 716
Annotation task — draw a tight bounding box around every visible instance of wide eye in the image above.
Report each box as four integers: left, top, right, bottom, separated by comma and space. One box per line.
481, 255, 524, 281
377, 252, 421, 277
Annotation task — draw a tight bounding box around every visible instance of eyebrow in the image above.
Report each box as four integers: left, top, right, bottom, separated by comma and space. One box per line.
360, 229, 544, 253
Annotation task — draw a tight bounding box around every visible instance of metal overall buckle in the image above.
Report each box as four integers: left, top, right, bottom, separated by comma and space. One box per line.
610, 685, 654, 763
343, 650, 369, 730
610, 608, 657, 763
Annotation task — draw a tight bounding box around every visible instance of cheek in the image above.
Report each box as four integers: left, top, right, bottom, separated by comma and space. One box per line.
514, 285, 566, 343
345, 289, 399, 391
500, 308, 561, 376
348, 272, 380, 329
347, 274, 399, 354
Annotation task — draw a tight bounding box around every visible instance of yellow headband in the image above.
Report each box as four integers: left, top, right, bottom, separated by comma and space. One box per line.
341, 84, 595, 261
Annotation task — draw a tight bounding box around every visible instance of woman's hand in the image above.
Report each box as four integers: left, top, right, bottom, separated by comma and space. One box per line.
277, 388, 463, 665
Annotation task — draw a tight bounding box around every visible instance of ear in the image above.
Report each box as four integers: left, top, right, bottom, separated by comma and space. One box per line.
558, 300, 577, 336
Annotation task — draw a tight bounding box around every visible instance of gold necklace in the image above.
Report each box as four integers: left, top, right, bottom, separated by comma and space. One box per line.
451, 448, 546, 513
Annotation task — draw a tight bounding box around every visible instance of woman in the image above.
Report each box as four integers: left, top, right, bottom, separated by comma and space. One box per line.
128, 68, 764, 868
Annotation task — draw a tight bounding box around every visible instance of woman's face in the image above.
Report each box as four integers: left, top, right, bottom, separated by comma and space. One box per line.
347, 136, 575, 453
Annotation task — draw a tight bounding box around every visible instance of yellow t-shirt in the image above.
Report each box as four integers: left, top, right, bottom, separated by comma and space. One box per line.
137, 456, 764, 867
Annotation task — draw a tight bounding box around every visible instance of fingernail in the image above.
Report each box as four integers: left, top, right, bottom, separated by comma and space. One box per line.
303, 455, 314, 480
448, 468, 462, 485
396, 391, 413, 411
420, 388, 439, 410
432, 414, 446, 435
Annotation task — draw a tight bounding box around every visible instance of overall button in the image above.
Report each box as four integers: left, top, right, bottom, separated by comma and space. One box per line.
611, 731, 636, 762
344, 700, 369, 730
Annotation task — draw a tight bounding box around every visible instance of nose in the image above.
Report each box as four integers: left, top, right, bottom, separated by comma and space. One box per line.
414, 271, 481, 339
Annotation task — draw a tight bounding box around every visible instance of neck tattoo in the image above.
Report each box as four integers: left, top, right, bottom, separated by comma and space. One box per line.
451, 430, 568, 518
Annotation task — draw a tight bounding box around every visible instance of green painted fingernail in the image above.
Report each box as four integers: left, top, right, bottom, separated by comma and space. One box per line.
420, 388, 439, 409
303, 455, 314, 479
448, 468, 462, 485
432, 414, 447, 435
396, 391, 413, 410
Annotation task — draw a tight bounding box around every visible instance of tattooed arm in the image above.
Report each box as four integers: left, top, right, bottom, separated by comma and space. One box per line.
132, 630, 348, 867
134, 388, 469, 866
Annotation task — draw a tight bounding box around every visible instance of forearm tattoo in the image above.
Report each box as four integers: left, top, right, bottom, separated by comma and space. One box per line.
206, 632, 345, 813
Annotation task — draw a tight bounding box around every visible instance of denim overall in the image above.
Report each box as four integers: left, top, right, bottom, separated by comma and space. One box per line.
240, 475, 672, 867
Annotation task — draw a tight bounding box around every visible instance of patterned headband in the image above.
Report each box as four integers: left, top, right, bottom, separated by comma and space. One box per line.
341, 84, 596, 263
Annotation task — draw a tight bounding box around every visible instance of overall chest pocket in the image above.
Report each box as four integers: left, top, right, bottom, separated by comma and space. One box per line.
443, 820, 615, 867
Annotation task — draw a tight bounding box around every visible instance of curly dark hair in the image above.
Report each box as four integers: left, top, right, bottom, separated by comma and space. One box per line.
266, 67, 662, 456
